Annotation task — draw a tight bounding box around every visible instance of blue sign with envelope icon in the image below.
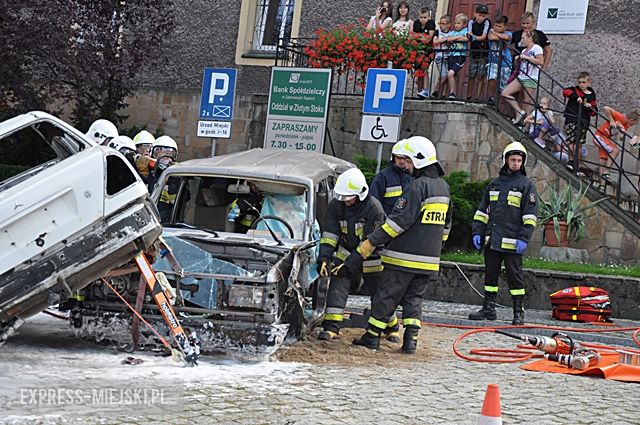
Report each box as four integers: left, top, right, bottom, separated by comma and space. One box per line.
199, 68, 237, 121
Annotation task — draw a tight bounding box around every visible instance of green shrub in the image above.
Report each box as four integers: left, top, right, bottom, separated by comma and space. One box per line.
443, 171, 491, 251
354, 154, 386, 184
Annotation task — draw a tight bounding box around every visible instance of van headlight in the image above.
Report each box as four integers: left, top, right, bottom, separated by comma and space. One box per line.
227, 285, 265, 309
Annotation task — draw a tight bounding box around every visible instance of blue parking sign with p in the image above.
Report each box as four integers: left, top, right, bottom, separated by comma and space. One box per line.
362, 68, 407, 116
199, 68, 237, 121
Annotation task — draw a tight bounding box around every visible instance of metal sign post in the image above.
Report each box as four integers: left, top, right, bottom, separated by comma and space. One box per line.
361, 63, 407, 173
197, 68, 237, 157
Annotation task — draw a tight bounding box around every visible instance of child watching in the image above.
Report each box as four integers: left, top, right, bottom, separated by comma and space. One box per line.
562, 72, 597, 165
486, 15, 512, 103
524, 97, 559, 148
446, 13, 469, 100
593, 107, 640, 185
431, 15, 452, 99
414, 8, 436, 99
466, 5, 491, 101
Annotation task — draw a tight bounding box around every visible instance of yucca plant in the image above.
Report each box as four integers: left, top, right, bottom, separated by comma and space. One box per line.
538, 183, 607, 242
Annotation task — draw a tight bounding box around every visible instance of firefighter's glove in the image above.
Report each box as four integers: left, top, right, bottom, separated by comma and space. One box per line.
331, 263, 352, 279
515, 240, 528, 254
358, 239, 375, 259
472, 234, 482, 251
317, 261, 330, 277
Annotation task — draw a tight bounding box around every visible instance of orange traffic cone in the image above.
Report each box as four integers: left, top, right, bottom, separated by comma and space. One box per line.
478, 384, 502, 425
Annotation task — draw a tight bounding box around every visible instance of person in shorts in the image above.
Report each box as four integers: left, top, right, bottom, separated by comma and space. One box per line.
431, 14, 452, 98
562, 72, 598, 166
466, 5, 491, 101
445, 13, 469, 100
486, 15, 512, 103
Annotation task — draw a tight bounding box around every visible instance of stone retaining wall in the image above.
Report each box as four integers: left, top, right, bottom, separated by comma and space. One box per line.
123, 91, 640, 264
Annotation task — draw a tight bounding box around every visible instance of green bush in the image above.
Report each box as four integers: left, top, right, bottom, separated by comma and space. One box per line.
442, 171, 491, 251
354, 154, 386, 184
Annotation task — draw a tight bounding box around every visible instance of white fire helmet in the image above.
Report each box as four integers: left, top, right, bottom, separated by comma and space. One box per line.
404, 136, 439, 169
107, 135, 136, 155
133, 130, 155, 147
334, 168, 369, 201
502, 141, 527, 167
151, 135, 178, 159
85, 119, 118, 144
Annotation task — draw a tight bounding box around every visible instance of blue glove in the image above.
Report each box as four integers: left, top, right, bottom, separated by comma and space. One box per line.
516, 240, 528, 254
472, 235, 482, 251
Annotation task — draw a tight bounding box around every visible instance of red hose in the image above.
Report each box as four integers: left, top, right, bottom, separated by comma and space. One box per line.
423, 321, 640, 363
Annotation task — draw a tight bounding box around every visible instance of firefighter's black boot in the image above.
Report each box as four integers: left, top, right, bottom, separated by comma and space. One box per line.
352, 329, 380, 350
512, 296, 525, 326
468, 292, 497, 320
401, 326, 419, 354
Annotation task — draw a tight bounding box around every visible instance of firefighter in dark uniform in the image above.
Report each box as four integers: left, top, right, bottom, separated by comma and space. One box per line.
370, 141, 414, 215
227, 182, 264, 233
317, 168, 399, 341
353, 136, 452, 354
469, 141, 538, 326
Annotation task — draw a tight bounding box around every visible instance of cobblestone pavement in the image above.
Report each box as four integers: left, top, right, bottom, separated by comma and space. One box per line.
1, 305, 639, 425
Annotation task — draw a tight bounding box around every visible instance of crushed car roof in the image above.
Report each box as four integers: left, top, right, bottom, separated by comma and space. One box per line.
165, 148, 353, 185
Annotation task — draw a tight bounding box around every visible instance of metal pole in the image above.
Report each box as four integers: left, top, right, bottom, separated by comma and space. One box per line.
375, 142, 384, 174
210, 138, 217, 157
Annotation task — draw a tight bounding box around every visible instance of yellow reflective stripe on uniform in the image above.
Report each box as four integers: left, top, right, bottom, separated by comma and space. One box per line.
71, 294, 85, 301
522, 214, 537, 226
355, 222, 365, 238
473, 210, 489, 224
339, 220, 348, 234
324, 313, 344, 322
484, 285, 499, 293
489, 190, 500, 201
501, 238, 517, 250
362, 258, 383, 273
402, 318, 422, 327
382, 219, 404, 237
159, 189, 176, 204
507, 191, 522, 207
510, 288, 526, 296
240, 216, 255, 227
442, 228, 450, 241
335, 246, 350, 261
381, 250, 440, 271
320, 232, 339, 247
383, 186, 402, 198
368, 316, 388, 330
387, 315, 398, 328
382, 223, 399, 237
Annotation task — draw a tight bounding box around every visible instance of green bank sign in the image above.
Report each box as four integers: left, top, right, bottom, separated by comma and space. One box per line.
265, 67, 332, 153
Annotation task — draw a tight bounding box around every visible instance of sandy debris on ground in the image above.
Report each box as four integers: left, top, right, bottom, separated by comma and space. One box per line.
273, 327, 456, 366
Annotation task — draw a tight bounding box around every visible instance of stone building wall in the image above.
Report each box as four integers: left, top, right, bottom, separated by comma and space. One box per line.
141, 0, 638, 113
122, 91, 640, 265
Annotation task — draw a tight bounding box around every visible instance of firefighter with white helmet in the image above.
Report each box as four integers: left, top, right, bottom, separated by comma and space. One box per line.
353, 136, 452, 354
106, 135, 136, 155
85, 119, 118, 144
151, 135, 179, 218
316, 167, 387, 341
469, 141, 538, 326
370, 140, 414, 215
133, 130, 155, 156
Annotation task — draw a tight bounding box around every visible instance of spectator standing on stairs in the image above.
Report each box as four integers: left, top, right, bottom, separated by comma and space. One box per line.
511, 12, 552, 71
593, 107, 640, 191
562, 72, 598, 169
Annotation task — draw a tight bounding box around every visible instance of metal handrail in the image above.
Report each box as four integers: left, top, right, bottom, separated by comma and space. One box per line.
276, 36, 640, 220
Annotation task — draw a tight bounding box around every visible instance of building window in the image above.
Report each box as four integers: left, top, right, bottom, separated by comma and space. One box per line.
252, 0, 295, 52
236, 0, 301, 65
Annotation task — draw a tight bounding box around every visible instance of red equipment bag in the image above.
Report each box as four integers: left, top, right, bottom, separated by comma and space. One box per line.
549, 286, 612, 323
